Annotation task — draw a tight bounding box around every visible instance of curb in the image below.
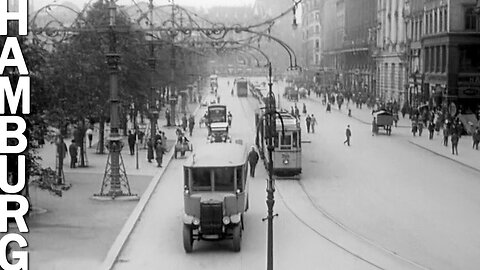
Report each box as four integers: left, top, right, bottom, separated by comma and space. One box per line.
408, 140, 480, 174
101, 103, 202, 270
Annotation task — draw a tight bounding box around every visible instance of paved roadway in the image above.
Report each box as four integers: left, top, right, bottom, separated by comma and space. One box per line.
110, 77, 480, 270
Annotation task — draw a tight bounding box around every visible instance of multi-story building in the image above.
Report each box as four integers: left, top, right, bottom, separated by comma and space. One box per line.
301, 0, 322, 68
339, 0, 377, 96
319, 0, 338, 88
421, 0, 480, 114
404, 0, 425, 108
375, 0, 408, 105
318, 0, 376, 95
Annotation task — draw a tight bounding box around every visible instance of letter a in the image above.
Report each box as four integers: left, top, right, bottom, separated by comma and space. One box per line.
0, 37, 28, 75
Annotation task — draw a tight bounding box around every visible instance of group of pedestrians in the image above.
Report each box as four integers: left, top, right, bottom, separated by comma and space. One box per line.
146, 132, 168, 167
305, 114, 317, 133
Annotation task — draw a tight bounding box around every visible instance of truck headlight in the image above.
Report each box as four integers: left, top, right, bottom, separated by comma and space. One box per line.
222, 216, 231, 225
183, 214, 194, 224
230, 214, 241, 224
283, 159, 289, 165
193, 217, 200, 226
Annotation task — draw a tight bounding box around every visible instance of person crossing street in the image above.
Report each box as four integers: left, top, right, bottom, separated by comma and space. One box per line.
305, 115, 311, 133
344, 125, 352, 146
310, 114, 317, 133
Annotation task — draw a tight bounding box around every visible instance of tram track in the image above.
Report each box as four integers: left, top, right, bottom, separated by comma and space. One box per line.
235, 88, 430, 269
275, 181, 431, 270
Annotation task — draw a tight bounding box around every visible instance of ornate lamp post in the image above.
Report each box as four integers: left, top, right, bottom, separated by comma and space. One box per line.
94, 0, 137, 199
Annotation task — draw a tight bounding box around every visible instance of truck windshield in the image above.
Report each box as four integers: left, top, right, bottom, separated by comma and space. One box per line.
191, 167, 235, 192
213, 167, 234, 191
208, 107, 226, 123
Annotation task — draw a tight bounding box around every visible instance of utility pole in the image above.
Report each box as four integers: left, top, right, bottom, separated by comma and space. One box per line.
169, 0, 178, 126
265, 62, 277, 270
148, 0, 158, 144
94, 0, 137, 200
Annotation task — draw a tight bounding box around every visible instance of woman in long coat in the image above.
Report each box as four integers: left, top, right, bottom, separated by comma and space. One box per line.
147, 138, 154, 162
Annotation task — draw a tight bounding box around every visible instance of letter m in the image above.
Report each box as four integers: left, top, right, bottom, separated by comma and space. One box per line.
0, 76, 30, 114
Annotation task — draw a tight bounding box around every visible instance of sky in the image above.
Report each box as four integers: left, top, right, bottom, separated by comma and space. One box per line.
32, 0, 256, 10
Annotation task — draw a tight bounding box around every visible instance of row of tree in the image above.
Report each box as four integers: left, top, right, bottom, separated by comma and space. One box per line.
2, 0, 208, 197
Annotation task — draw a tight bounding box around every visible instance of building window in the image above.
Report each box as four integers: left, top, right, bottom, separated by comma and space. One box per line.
391, 63, 395, 89
459, 45, 480, 72
465, 6, 478, 31
315, 25, 320, 34
434, 10, 437, 33
315, 39, 320, 50
444, 8, 448, 32
425, 47, 430, 72
398, 63, 403, 91
436, 46, 441, 72
439, 9, 443, 33
442, 45, 446, 73
315, 54, 319, 65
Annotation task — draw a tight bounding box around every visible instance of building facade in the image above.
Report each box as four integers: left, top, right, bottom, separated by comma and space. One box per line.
301, 0, 322, 69
315, 0, 376, 95
374, 0, 408, 105
421, 0, 480, 114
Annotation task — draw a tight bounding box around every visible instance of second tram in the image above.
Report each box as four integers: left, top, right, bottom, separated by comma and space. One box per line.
256, 111, 302, 176
236, 78, 248, 97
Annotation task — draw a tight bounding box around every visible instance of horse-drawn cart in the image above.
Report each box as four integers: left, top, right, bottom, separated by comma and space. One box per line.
373, 110, 394, 135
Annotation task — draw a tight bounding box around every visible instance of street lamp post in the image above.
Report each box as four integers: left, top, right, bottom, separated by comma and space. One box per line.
265, 62, 278, 270
94, 0, 137, 199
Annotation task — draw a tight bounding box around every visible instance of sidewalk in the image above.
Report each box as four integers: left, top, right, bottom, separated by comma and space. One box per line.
307, 94, 480, 172
27, 99, 202, 270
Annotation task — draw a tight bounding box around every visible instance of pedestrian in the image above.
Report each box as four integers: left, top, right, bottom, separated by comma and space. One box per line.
86, 127, 93, 148
451, 132, 459, 155
57, 137, 68, 165
248, 146, 259, 177
372, 117, 378, 136
472, 127, 480, 150
443, 125, 449, 146
182, 114, 188, 131
326, 103, 331, 113
344, 125, 351, 146
393, 113, 399, 127
294, 105, 300, 118
411, 120, 418, 136
147, 138, 154, 162
227, 111, 233, 128
417, 121, 424, 136
127, 130, 136, 155
165, 108, 171, 126
188, 115, 195, 137
428, 121, 435, 140
290, 106, 294, 116
302, 103, 307, 114
138, 130, 145, 145
155, 139, 164, 167
311, 114, 317, 133
69, 139, 78, 168
305, 115, 311, 133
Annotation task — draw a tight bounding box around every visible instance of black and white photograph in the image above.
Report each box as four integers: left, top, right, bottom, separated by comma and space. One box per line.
1, 0, 480, 269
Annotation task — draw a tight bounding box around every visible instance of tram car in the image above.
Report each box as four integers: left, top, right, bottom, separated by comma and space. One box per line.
182, 142, 249, 252
255, 111, 302, 176
235, 78, 249, 97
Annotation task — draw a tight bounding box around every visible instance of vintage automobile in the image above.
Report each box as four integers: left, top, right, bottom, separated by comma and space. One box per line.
208, 122, 230, 143
182, 142, 249, 252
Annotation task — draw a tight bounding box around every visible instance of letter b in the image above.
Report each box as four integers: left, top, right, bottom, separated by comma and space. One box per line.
0, 116, 27, 154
